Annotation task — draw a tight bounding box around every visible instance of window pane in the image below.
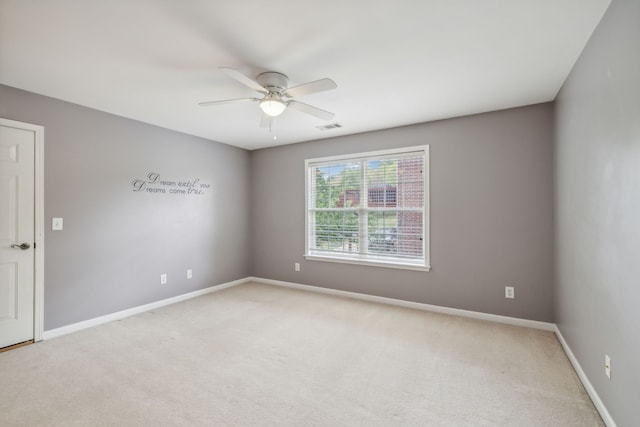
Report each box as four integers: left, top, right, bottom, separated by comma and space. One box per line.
397, 212, 423, 258
367, 159, 397, 208
313, 163, 361, 209
367, 212, 423, 259
397, 157, 423, 209
313, 211, 359, 253
368, 212, 398, 254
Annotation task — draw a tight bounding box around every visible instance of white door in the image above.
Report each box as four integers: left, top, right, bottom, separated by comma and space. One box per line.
0, 121, 35, 348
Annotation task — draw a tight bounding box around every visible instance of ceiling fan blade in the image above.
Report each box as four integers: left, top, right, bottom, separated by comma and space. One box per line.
219, 67, 268, 94
287, 100, 335, 121
285, 78, 337, 98
198, 98, 259, 107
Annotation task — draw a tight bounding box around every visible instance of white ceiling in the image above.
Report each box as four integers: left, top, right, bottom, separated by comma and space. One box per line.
0, 0, 610, 150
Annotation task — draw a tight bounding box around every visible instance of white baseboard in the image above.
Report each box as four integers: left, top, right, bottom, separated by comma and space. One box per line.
42, 277, 251, 340
248, 277, 555, 331
554, 325, 617, 427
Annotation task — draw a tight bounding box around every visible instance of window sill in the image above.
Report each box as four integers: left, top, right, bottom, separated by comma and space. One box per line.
304, 253, 431, 272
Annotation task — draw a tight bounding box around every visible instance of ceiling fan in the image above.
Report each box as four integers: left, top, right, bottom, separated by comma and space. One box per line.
199, 68, 337, 128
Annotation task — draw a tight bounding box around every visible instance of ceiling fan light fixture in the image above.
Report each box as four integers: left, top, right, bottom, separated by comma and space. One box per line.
260, 94, 286, 117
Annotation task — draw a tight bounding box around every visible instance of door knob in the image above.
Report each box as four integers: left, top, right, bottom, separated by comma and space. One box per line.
11, 243, 31, 250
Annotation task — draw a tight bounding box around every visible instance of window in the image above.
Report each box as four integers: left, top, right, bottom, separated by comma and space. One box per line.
305, 145, 429, 271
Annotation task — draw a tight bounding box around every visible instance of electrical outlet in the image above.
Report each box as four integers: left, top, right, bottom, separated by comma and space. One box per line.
160, 274, 167, 285
295, 262, 300, 272
605, 354, 611, 379
505, 286, 515, 299
186, 269, 192, 279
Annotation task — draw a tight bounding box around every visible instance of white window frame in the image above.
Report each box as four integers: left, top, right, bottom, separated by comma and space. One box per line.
304, 145, 430, 271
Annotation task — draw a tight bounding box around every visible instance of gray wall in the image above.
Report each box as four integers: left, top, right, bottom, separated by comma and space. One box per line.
251, 103, 555, 322
0, 84, 252, 330
554, 0, 640, 424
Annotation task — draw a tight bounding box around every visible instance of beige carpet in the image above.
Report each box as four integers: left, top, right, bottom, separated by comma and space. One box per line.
0, 282, 603, 426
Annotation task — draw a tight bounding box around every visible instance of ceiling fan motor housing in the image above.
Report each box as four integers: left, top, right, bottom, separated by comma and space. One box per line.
257, 72, 289, 95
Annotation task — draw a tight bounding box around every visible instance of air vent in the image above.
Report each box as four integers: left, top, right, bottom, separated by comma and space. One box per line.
316, 123, 343, 131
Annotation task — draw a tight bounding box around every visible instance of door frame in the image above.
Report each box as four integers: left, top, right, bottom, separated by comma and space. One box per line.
0, 118, 44, 342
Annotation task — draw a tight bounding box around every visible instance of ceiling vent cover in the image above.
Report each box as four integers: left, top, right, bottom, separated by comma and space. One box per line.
316, 123, 342, 131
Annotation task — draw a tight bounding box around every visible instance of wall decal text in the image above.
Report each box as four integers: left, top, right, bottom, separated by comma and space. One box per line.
131, 172, 211, 195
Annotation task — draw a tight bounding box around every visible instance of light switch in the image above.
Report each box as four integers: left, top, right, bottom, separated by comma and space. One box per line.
52, 217, 63, 231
